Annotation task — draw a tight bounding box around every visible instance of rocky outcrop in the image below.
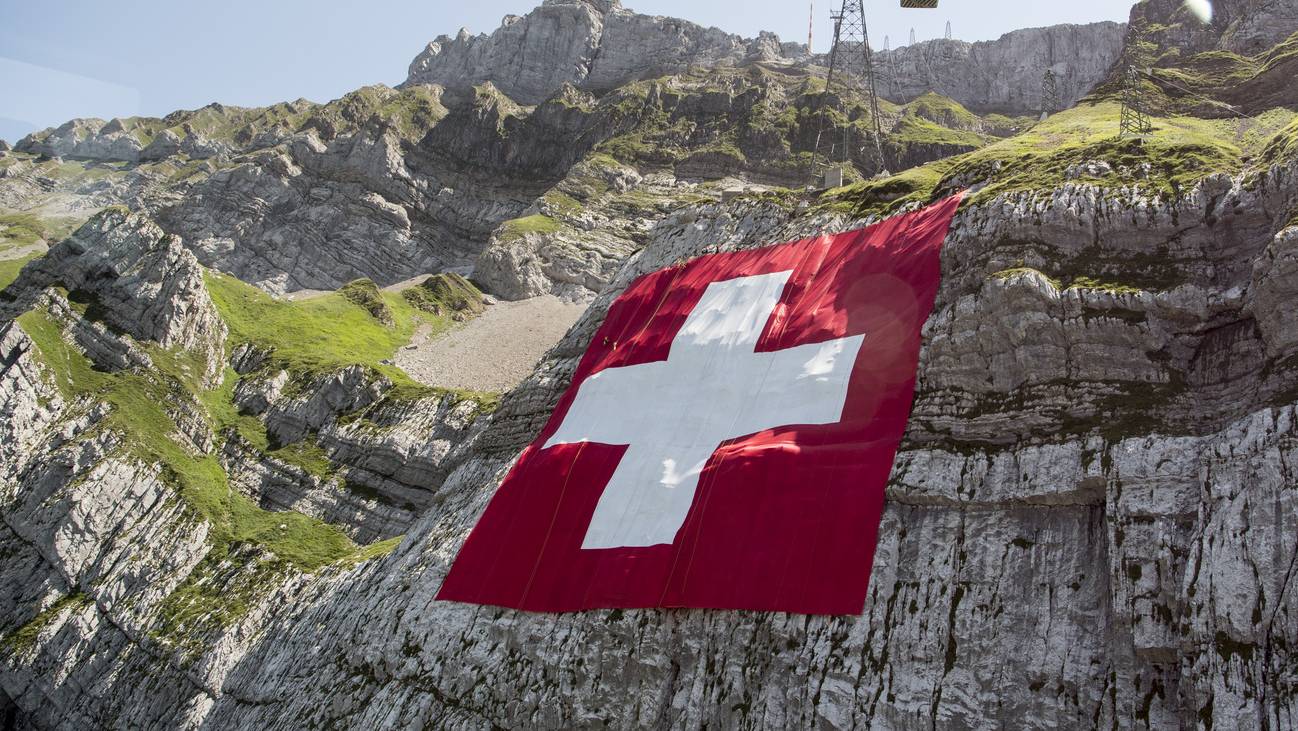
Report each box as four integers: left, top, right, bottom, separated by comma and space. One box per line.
1133, 0, 1298, 56
404, 0, 774, 104
3, 2, 1298, 727
874, 22, 1127, 114
15, 118, 147, 163
0, 209, 227, 383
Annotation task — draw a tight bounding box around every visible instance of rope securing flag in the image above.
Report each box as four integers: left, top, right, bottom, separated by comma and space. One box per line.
437, 194, 963, 614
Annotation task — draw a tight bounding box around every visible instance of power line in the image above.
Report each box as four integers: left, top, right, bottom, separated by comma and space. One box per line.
1136, 68, 1248, 118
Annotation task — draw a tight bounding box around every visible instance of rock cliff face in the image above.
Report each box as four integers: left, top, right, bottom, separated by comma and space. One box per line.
2, 0, 1298, 728
1132, 0, 1298, 55
404, 0, 1125, 117
404, 0, 784, 105
874, 23, 1127, 114
3, 151, 1297, 729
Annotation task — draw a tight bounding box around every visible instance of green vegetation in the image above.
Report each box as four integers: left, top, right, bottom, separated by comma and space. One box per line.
539, 190, 584, 217
150, 552, 288, 660
991, 267, 1063, 290
0, 212, 83, 254
207, 269, 499, 423
338, 278, 395, 326
16, 83, 450, 163
1260, 117, 1298, 166
904, 93, 981, 126
17, 304, 356, 571
206, 271, 441, 392
991, 268, 1155, 295
2, 592, 91, 655
497, 214, 561, 243
401, 272, 485, 319
1068, 276, 1144, 296
891, 114, 988, 148
341, 535, 404, 567
0, 252, 41, 291
938, 102, 1297, 202
817, 160, 952, 219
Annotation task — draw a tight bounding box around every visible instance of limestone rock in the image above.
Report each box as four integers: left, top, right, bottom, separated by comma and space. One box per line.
405, 0, 757, 104
15, 118, 146, 162
1, 209, 227, 384
872, 22, 1127, 114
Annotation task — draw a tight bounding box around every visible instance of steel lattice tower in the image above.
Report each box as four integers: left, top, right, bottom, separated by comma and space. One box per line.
1118, 24, 1153, 137
809, 0, 887, 182
1119, 66, 1152, 136
1040, 67, 1060, 120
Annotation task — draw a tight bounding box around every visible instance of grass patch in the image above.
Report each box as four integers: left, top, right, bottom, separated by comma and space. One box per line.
991, 267, 1159, 295
205, 271, 443, 390
816, 160, 952, 219
0, 213, 49, 250
903, 93, 984, 130
149, 551, 288, 660
939, 102, 1294, 201
198, 367, 271, 449
0, 252, 41, 292
338, 278, 394, 326
2, 592, 91, 655
1260, 117, 1298, 166
540, 190, 584, 217
991, 267, 1063, 290
340, 535, 403, 567
496, 214, 561, 243
16, 304, 357, 572
267, 436, 335, 478
0, 212, 82, 254
891, 115, 988, 148
401, 272, 485, 319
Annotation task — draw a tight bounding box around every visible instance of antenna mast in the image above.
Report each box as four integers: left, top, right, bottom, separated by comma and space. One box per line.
808, 0, 814, 53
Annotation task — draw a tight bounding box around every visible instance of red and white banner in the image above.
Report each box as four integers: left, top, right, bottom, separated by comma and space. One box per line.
438, 195, 962, 614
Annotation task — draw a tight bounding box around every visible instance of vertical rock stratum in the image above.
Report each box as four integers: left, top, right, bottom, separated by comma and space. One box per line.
2, 0, 1298, 728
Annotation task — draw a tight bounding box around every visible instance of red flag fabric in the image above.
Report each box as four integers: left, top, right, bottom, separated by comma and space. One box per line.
437, 194, 963, 614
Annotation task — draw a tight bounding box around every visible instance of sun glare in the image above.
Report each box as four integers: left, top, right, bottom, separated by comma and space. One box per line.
1185, 0, 1213, 23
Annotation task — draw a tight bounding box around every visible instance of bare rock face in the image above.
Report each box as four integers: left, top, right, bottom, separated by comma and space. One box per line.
874, 22, 1127, 114
404, 0, 763, 104
406, 0, 1126, 116
15, 118, 147, 162
1133, 0, 1298, 56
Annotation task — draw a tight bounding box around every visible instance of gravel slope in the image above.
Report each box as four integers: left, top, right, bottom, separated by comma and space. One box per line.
396, 294, 587, 392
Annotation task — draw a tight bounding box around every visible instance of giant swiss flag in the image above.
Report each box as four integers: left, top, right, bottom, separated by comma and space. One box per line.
438, 195, 962, 614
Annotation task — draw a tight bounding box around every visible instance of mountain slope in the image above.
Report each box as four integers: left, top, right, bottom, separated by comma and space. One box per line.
1, 0, 1298, 728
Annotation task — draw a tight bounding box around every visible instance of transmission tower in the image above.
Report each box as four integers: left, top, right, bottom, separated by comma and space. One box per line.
1118, 24, 1153, 137
1118, 67, 1152, 136
945, 20, 951, 40
909, 28, 916, 45
1039, 68, 1060, 120
808, 0, 888, 183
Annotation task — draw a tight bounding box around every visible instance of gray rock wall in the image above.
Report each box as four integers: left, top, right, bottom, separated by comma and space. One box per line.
3, 159, 1297, 728
874, 22, 1127, 114
405, 0, 1125, 116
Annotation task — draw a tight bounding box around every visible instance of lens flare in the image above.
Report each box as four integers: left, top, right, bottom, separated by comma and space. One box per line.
1185, 0, 1213, 23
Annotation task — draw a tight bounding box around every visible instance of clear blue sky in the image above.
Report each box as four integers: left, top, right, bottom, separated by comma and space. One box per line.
0, 0, 1137, 144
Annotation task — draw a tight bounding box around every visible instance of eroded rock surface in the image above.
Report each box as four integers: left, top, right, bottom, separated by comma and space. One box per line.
4, 157, 1297, 727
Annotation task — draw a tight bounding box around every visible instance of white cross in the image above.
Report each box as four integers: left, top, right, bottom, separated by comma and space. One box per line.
543, 270, 866, 549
